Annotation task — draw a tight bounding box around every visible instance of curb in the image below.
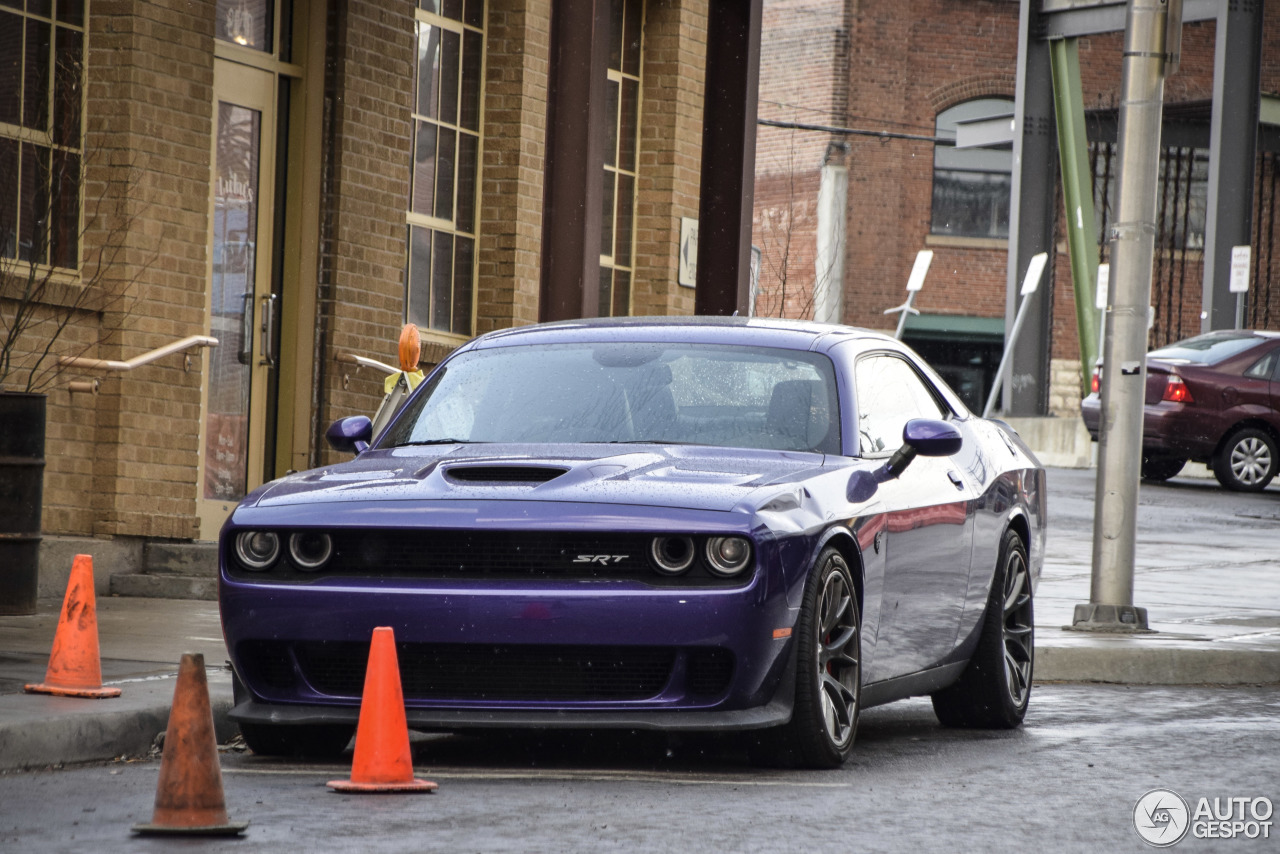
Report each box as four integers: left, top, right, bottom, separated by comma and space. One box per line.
1036, 642, 1280, 685
0, 672, 234, 773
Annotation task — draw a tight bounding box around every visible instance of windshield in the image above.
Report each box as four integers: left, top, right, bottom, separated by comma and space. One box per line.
1149, 332, 1262, 365
380, 342, 841, 454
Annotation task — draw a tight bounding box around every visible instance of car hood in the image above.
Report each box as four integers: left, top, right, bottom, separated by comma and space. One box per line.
243, 444, 849, 515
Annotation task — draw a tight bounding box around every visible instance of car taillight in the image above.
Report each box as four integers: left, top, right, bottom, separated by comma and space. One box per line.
1090, 369, 1100, 394
1162, 375, 1193, 403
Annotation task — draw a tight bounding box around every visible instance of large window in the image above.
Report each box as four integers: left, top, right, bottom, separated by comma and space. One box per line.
407, 0, 484, 337
0, 0, 84, 269
930, 98, 1012, 240
597, 0, 642, 317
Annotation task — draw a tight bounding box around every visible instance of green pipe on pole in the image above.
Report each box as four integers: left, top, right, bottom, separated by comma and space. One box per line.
1049, 37, 1101, 398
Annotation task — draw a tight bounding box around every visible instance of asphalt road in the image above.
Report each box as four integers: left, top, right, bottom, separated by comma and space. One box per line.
3, 683, 1277, 853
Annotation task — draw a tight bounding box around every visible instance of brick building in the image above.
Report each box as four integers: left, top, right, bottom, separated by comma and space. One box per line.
753, 0, 1280, 418
1, 0, 766, 591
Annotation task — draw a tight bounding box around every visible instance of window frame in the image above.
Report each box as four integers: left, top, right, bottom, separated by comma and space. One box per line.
0, 0, 87, 272
597, 0, 644, 318
405, 1, 485, 344
929, 97, 1014, 241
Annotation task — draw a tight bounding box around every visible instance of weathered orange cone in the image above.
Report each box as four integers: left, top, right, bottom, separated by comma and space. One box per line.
327, 626, 437, 793
132, 653, 248, 836
398, 322, 421, 372
24, 554, 121, 698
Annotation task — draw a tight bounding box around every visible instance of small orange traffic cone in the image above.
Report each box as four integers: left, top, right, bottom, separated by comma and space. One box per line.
398, 322, 421, 372
132, 653, 248, 836
24, 554, 121, 699
327, 626, 438, 793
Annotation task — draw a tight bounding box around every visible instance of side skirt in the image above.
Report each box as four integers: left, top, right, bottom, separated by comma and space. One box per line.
861, 661, 968, 708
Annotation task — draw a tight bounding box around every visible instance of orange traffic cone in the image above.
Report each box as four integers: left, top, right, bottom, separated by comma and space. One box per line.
24, 554, 121, 698
132, 653, 248, 836
327, 626, 438, 793
398, 322, 421, 372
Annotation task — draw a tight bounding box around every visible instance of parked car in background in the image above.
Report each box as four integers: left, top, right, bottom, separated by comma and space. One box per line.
1081, 330, 1280, 491
220, 317, 1045, 768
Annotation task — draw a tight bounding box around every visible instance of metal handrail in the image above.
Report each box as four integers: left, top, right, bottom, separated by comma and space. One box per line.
336, 352, 399, 376
58, 334, 219, 372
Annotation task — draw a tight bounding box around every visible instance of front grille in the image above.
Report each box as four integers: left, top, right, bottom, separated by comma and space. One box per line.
240, 641, 296, 690
687, 648, 734, 698
296, 642, 677, 701
332, 530, 653, 578
227, 530, 752, 587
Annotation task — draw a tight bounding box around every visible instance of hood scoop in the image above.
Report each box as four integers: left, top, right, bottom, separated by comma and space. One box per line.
444, 465, 569, 484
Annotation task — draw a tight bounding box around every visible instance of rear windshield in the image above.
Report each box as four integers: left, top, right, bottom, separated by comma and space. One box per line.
1148, 332, 1262, 365
380, 342, 842, 454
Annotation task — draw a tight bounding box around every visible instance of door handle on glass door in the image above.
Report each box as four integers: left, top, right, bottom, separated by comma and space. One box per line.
238, 292, 254, 365
260, 294, 278, 369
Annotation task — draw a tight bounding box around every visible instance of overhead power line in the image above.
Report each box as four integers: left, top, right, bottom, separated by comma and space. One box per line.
757, 117, 950, 145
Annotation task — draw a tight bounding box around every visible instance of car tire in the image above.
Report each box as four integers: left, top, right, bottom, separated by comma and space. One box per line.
754, 547, 861, 769
237, 721, 355, 759
1213, 427, 1278, 492
1140, 454, 1185, 482
931, 529, 1033, 729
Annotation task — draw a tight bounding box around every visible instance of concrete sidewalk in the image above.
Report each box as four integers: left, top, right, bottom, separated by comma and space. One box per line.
2, 466, 1277, 772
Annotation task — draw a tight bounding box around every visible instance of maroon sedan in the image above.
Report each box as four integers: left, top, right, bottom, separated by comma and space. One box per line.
1081, 330, 1280, 491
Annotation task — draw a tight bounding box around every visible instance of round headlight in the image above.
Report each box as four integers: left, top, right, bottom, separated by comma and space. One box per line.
650, 535, 695, 575
289, 532, 333, 571
704, 536, 752, 576
235, 531, 280, 570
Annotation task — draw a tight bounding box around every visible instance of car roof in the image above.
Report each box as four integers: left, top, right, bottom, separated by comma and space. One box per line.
467, 315, 896, 355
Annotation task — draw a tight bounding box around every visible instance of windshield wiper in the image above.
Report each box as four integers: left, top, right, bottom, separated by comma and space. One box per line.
393, 438, 483, 446
604, 439, 705, 446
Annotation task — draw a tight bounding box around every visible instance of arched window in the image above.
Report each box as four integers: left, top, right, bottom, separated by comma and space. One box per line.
931, 98, 1013, 240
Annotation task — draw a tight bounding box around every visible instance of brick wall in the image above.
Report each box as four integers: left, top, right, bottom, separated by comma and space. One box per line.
315, 0, 417, 466
60, 0, 216, 539
752, 0, 849, 320
475, 0, 551, 335
632, 0, 706, 317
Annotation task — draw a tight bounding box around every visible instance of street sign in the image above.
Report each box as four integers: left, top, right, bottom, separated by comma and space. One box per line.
906, 249, 933, 292
1095, 263, 1109, 309
1229, 245, 1251, 294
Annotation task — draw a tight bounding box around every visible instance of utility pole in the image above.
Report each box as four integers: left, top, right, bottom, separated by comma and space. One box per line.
1074, 0, 1180, 633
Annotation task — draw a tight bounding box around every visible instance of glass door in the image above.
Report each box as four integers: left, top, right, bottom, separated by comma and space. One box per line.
198, 60, 278, 539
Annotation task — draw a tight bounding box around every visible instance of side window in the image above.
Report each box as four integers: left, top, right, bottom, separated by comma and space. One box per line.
1244, 351, 1276, 380
854, 355, 948, 456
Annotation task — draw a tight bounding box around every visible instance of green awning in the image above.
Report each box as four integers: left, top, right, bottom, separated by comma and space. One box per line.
902, 314, 1005, 341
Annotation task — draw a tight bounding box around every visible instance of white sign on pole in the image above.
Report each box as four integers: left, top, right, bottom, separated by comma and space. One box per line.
906, 250, 933, 292
1229, 245, 1251, 294
1020, 252, 1049, 296
1095, 263, 1109, 309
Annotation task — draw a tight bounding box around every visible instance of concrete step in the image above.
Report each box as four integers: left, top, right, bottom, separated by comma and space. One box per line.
108, 541, 219, 600
109, 572, 218, 600
142, 541, 218, 576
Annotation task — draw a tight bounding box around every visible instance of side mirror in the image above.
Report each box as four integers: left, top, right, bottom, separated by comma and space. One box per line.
326, 416, 373, 455
903, 418, 963, 457
847, 418, 962, 502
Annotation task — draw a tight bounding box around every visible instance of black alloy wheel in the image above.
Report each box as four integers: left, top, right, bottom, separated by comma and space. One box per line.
1213, 427, 1278, 492
757, 547, 861, 768
931, 529, 1033, 729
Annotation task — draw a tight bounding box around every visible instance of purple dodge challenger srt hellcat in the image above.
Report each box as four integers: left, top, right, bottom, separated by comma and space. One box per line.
219, 316, 1045, 768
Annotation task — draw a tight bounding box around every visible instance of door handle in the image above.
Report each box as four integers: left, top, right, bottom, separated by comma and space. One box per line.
238, 292, 254, 365
260, 294, 278, 369
947, 470, 964, 490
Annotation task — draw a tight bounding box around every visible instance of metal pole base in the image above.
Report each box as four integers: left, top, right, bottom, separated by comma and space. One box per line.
1066, 603, 1155, 633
